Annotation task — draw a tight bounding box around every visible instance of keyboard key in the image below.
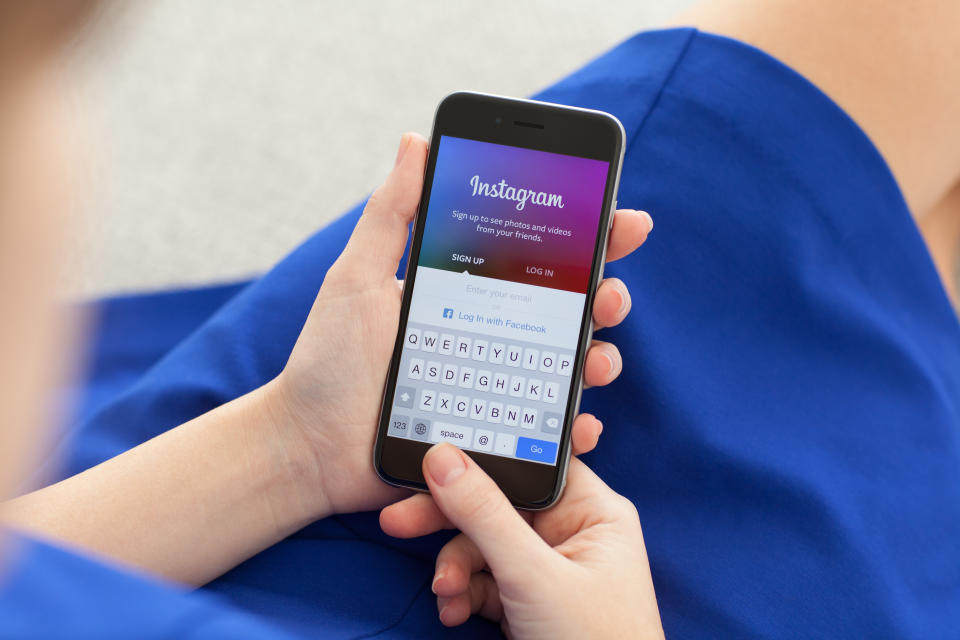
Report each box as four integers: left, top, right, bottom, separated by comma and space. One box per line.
516, 437, 558, 464
455, 336, 472, 358
522, 348, 539, 370
494, 432, 516, 456
487, 401, 503, 424
388, 414, 409, 438
476, 370, 491, 392
539, 351, 556, 373
489, 342, 506, 364
424, 361, 441, 383
438, 333, 455, 355
491, 372, 509, 395
436, 392, 453, 415
394, 386, 415, 408
506, 345, 522, 367
418, 389, 435, 412
410, 418, 431, 441
557, 354, 574, 376
470, 398, 487, 421
526, 378, 543, 401
453, 395, 469, 418
544, 381, 560, 404
421, 331, 439, 352
405, 328, 421, 350
473, 429, 494, 452
509, 375, 525, 397
472, 340, 488, 361
520, 407, 538, 429
458, 366, 475, 389
542, 412, 562, 434
441, 363, 458, 385
431, 422, 473, 447
504, 404, 521, 427
408, 358, 424, 380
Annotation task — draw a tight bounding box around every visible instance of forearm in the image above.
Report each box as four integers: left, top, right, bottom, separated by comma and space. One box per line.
0, 379, 327, 586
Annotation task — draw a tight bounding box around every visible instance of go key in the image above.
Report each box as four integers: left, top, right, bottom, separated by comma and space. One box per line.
516, 437, 558, 464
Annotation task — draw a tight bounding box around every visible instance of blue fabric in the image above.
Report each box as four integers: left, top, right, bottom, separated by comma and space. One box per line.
3, 27, 959, 638
0, 533, 293, 639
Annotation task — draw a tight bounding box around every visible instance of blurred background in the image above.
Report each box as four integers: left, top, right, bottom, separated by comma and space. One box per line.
63, 0, 693, 298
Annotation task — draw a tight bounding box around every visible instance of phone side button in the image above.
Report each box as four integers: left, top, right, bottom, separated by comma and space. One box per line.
431, 422, 474, 448
515, 437, 558, 464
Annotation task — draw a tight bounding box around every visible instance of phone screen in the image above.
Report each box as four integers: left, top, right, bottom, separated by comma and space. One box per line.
386, 134, 610, 466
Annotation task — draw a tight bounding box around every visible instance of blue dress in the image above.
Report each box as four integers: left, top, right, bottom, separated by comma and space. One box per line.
3, 28, 959, 638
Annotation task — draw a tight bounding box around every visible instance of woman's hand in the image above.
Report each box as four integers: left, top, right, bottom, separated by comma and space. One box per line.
270, 132, 653, 518
380, 443, 664, 639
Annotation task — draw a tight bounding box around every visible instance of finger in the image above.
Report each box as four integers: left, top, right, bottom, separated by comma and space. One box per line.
533, 457, 636, 546
379, 492, 452, 538
421, 443, 550, 578
380, 491, 532, 539
570, 413, 603, 456
438, 572, 503, 627
605, 209, 653, 263
433, 533, 485, 597
582, 340, 622, 389
592, 277, 631, 330
340, 133, 429, 280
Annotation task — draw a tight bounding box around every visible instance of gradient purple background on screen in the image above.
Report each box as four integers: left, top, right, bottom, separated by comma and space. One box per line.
418, 136, 609, 293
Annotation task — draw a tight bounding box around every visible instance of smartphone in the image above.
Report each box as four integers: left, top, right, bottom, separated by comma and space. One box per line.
374, 91, 624, 509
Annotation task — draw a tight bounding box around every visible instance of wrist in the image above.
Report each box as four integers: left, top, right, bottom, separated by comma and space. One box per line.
245, 377, 334, 525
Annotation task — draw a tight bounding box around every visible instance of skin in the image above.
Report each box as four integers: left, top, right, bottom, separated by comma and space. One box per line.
0, 23, 79, 522
382, 445, 665, 639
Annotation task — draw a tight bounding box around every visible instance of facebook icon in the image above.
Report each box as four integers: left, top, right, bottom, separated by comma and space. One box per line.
442, 308, 454, 319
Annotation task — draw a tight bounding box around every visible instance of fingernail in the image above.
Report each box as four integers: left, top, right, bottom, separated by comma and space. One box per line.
426, 444, 466, 486
639, 210, 654, 233
394, 133, 412, 168
615, 282, 629, 316
432, 564, 447, 594
596, 419, 604, 435
601, 352, 616, 376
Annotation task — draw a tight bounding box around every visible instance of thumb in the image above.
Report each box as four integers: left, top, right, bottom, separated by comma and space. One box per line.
339, 132, 428, 282
422, 443, 550, 577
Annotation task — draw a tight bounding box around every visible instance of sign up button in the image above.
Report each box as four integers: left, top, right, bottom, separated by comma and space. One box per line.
516, 437, 558, 464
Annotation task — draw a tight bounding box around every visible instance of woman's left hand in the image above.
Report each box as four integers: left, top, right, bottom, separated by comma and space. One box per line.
266, 132, 653, 518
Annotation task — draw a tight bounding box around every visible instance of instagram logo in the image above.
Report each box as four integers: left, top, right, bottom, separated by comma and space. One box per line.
469, 174, 565, 211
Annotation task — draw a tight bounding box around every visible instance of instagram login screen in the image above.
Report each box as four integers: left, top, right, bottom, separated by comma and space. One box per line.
386, 136, 609, 465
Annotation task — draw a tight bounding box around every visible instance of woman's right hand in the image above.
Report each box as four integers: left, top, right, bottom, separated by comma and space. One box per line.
380, 444, 664, 639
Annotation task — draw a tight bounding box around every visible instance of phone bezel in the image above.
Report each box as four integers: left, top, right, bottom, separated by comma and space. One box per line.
373, 91, 624, 509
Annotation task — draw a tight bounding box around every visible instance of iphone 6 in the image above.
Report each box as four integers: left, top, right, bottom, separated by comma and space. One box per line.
374, 91, 624, 509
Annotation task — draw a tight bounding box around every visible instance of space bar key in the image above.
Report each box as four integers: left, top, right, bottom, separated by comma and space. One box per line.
431, 422, 474, 447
